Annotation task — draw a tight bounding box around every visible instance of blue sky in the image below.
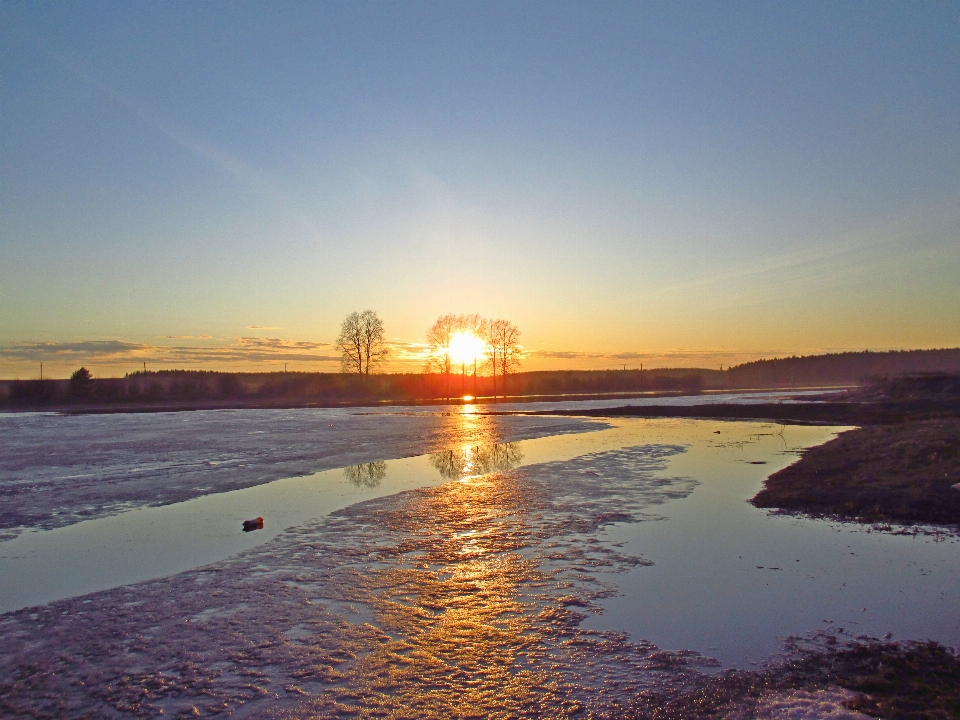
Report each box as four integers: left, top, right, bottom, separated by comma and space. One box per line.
2, 1, 959, 376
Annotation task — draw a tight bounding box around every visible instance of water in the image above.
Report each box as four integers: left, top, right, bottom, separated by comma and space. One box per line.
579, 420, 960, 667
2, 404, 958, 716
0, 391, 801, 542
0, 405, 601, 539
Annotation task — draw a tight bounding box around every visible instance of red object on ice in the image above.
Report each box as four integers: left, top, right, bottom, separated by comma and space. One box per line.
242, 517, 264, 532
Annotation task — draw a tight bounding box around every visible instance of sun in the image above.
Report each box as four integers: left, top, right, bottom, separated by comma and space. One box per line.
448, 331, 486, 367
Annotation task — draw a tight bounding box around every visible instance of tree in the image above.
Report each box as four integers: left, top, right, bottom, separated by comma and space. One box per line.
425, 313, 488, 400
337, 310, 388, 375
70, 367, 92, 383
487, 319, 521, 400
456, 313, 486, 395
69, 367, 93, 398
425, 313, 459, 400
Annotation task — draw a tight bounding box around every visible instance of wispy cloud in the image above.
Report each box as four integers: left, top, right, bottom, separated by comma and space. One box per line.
246, 326, 280, 330
0, 338, 338, 366
161, 335, 213, 340
1, 339, 846, 375
526, 348, 806, 367
0, 341, 150, 362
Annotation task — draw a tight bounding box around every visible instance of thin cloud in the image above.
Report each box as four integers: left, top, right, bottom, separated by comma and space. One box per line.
246, 326, 280, 330
0, 339, 338, 365
0, 341, 150, 361
526, 348, 810, 367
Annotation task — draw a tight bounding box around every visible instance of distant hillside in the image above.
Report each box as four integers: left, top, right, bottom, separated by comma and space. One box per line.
726, 349, 960, 387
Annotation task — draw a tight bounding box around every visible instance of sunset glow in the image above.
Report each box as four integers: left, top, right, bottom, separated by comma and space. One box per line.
0, 1, 958, 378
448, 332, 486, 368
2, 4, 960, 715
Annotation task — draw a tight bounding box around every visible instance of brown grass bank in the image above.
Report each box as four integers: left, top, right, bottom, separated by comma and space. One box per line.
626, 639, 960, 720
751, 418, 960, 528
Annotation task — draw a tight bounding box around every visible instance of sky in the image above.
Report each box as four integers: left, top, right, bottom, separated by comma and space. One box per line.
2, 1, 959, 377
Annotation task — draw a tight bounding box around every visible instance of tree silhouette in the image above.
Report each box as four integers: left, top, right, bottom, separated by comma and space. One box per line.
338, 310, 388, 375
487, 319, 521, 400
456, 313, 486, 395
425, 313, 459, 400
70, 367, 92, 383
69, 367, 93, 398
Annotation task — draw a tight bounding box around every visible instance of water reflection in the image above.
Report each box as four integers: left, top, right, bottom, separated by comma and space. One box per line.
342, 460, 387, 488
5, 419, 899, 718
286, 442, 690, 716
429, 442, 523, 480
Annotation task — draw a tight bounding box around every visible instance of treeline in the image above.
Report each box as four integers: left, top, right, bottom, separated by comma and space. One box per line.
726, 349, 960, 387
0, 367, 715, 408
3, 348, 959, 408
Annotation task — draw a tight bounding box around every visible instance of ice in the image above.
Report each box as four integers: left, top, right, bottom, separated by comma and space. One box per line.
0, 407, 601, 539
736, 688, 871, 719
2, 408, 958, 718
0, 441, 708, 718
0, 392, 800, 540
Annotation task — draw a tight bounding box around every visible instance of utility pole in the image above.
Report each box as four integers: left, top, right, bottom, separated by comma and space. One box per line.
40, 363, 43, 380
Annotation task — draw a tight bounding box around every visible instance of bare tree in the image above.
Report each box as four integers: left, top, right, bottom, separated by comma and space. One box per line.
426, 313, 490, 400
338, 310, 388, 375
425, 313, 459, 400
487, 319, 521, 400
457, 313, 486, 395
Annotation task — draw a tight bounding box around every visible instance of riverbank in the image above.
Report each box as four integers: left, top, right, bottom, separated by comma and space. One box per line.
628, 638, 960, 720
751, 418, 960, 529
538, 398, 959, 425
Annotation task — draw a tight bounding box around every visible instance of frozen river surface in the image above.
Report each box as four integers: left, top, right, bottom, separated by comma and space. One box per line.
1, 396, 957, 718
0, 390, 807, 541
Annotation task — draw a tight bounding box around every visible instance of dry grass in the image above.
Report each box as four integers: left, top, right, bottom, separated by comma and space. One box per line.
752, 418, 960, 527
624, 640, 960, 719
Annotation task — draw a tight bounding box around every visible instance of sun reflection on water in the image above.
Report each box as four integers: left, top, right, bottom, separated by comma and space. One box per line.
0, 418, 722, 718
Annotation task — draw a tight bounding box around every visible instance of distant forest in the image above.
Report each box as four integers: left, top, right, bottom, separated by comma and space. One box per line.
2, 348, 959, 409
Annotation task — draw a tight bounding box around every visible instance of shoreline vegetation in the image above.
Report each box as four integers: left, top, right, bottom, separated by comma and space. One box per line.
751, 417, 960, 529
3, 347, 960, 413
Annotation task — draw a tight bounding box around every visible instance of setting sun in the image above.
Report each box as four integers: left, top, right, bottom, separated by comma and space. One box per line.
448, 331, 486, 367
